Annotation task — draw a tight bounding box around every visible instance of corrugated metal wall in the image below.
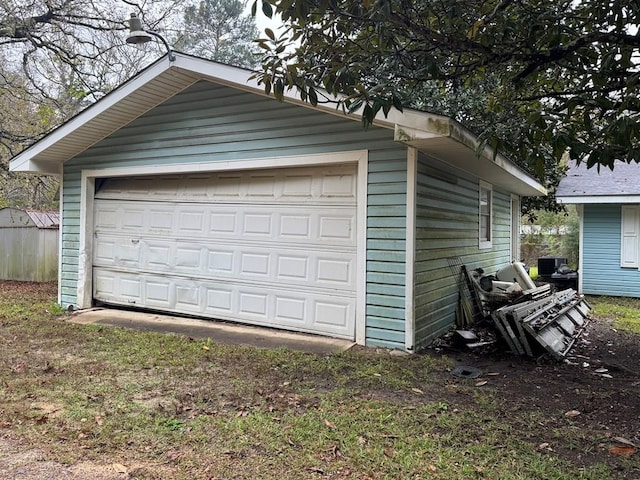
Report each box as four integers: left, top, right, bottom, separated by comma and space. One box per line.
61, 80, 408, 348
413, 153, 513, 349
582, 204, 640, 297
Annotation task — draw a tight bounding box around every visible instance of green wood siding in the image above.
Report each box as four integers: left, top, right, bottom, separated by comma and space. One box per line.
61, 80, 408, 348
413, 153, 513, 349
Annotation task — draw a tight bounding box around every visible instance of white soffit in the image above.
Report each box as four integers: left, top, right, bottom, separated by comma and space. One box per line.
557, 195, 640, 204
394, 123, 547, 197
10, 58, 201, 174
9, 51, 546, 198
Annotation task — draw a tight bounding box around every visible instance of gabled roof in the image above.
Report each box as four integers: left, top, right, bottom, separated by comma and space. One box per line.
556, 160, 640, 204
10, 52, 545, 197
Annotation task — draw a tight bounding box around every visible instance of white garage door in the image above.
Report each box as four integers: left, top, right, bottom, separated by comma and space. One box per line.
92, 164, 357, 339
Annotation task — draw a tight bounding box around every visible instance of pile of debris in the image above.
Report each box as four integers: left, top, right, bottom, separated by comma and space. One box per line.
448, 258, 591, 361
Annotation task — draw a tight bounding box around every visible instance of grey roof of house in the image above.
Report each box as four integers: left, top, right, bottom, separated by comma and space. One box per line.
556, 160, 640, 200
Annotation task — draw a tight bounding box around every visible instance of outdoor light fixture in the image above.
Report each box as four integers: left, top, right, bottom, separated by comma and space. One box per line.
126, 13, 175, 62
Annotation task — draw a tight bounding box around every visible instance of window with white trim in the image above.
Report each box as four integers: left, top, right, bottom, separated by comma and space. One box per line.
479, 181, 493, 249
621, 205, 639, 268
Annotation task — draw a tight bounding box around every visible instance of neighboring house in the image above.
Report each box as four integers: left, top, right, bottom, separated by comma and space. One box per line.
9, 53, 545, 351
556, 160, 640, 297
0, 208, 60, 282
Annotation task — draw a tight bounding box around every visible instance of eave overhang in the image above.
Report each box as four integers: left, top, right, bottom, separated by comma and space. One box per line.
393, 122, 546, 197
9, 52, 546, 199
557, 195, 640, 204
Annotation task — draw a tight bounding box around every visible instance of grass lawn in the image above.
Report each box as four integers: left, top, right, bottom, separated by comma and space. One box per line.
0, 282, 638, 479
588, 295, 640, 334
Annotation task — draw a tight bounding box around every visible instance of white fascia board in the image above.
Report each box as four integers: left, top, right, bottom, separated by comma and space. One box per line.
9, 50, 538, 190
557, 195, 640, 204
448, 121, 546, 195
180, 55, 366, 124
394, 121, 547, 197
175, 56, 265, 95
17, 158, 61, 175
180, 55, 453, 132
9, 57, 175, 173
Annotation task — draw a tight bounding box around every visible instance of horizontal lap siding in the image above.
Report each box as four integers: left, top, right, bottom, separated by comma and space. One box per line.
62, 80, 408, 348
366, 155, 407, 348
582, 204, 640, 297
413, 154, 512, 349
60, 171, 81, 302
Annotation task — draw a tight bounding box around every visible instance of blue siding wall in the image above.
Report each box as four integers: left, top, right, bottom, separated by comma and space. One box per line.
366, 156, 408, 348
582, 204, 640, 297
61, 80, 408, 348
413, 153, 513, 349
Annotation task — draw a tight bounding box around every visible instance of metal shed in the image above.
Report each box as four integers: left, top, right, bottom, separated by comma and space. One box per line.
0, 208, 59, 282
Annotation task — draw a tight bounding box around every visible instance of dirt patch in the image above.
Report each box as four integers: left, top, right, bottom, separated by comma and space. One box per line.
427, 315, 640, 471
0, 437, 126, 480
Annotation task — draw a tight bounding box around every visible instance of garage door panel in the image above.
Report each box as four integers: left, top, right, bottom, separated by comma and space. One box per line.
94, 236, 140, 267
94, 234, 355, 289
95, 166, 356, 204
93, 268, 355, 338
93, 164, 357, 339
319, 215, 353, 240
95, 202, 355, 246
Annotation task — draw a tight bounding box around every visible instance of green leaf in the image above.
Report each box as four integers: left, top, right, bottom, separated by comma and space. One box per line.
274, 78, 284, 100
308, 87, 318, 106
262, 1, 273, 18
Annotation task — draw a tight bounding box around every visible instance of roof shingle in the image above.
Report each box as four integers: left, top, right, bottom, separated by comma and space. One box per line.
556, 161, 640, 198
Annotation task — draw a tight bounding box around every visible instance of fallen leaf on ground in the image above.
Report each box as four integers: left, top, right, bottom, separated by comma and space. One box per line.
112, 463, 128, 474
475, 380, 488, 387
609, 445, 636, 456
411, 387, 424, 394
564, 410, 581, 417
324, 419, 336, 429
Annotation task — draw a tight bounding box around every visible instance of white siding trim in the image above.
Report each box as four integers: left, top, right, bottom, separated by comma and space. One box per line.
77, 175, 95, 309
57, 174, 64, 306
577, 205, 584, 294
559, 195, 640, 204
405, 148, 417, 351
479, 180, 493, 249
77, 150, 369, 342
510, 194, 520, 262
355, 153, 368, 345
621, 205, 640, 268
